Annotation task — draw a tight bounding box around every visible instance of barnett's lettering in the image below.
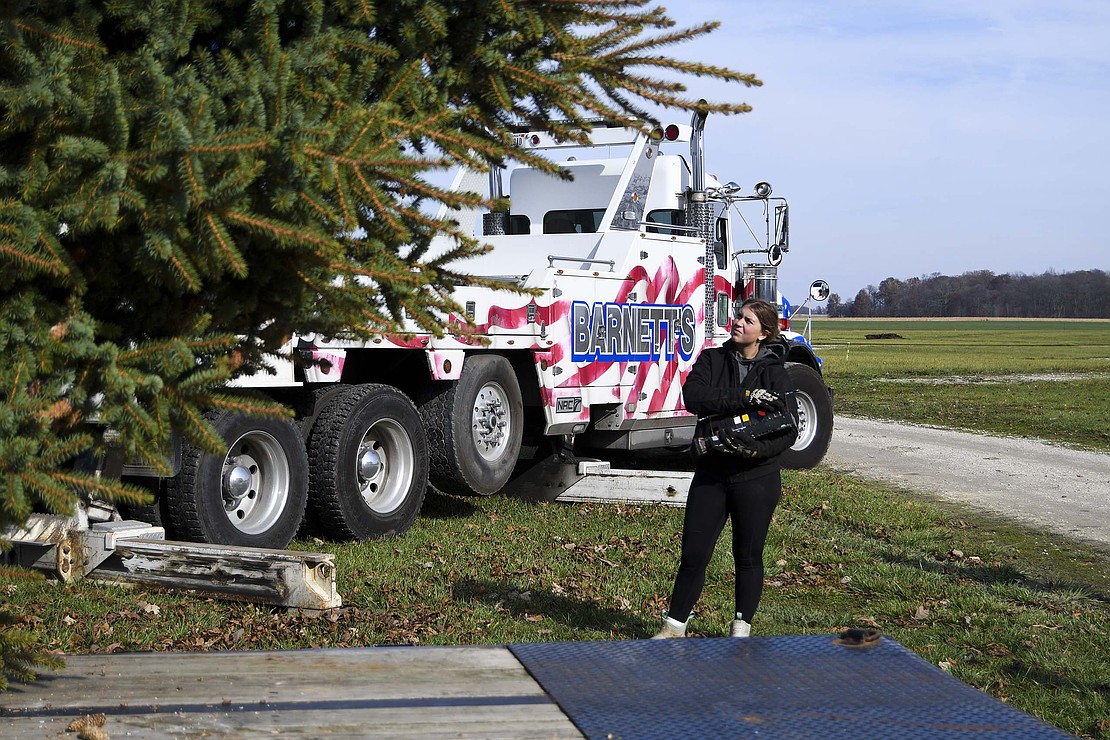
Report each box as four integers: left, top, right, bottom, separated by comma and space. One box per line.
570, 301, 696, 363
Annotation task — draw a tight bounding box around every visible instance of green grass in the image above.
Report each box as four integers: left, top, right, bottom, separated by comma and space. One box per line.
808, 318, 1110, 450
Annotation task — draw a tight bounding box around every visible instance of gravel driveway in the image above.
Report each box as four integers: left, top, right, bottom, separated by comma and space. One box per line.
823, 417, 1110, 548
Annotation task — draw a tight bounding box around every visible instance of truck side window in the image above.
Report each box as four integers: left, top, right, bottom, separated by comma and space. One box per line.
714, 216, 728, 246
508, 215, 530, 235
646, 209, 685, 234
543, 209, 605, 234
716, 292, 731, 327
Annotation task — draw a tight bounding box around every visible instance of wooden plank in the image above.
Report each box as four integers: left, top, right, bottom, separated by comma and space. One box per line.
3, 706, 577, 738
0, 646, 582, 738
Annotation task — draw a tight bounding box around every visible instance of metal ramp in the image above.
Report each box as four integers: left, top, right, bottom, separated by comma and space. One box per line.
553, 461, 692, 506
509, 635, 1070, 739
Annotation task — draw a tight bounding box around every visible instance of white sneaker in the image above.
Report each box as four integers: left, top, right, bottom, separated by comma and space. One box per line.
651, 613, 687, 639
729, 613, 751, 638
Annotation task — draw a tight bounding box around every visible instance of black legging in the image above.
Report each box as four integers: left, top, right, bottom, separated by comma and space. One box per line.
667, 468, 782, 624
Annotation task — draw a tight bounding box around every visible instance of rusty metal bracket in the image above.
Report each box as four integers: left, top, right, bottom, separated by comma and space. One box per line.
94, 538, 340, 611
4, 513, 341, 611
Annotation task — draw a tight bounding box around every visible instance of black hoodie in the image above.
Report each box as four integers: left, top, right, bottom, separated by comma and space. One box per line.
682, 337, 799, 479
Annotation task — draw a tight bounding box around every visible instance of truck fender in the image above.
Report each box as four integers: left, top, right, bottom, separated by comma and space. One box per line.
426, 348, 465, 381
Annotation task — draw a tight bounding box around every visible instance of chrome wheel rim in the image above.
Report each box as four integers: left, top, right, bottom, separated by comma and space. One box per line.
221, 431, 290, 534
791, 391, 818, 451
471, 381, 512, 462
354, 418, 414, 514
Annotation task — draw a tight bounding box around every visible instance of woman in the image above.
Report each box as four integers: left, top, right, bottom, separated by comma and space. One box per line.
653, 298, 798, 639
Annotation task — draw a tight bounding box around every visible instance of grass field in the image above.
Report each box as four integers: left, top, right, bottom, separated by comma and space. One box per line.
4, 319, 1110, 737
809, 318, 1110, 451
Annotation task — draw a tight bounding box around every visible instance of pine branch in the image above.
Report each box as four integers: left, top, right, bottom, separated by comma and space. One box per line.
0, 609, 64, 691
202, 213, 248, 277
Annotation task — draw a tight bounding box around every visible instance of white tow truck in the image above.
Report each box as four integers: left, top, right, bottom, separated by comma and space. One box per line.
110, 108, 834, 551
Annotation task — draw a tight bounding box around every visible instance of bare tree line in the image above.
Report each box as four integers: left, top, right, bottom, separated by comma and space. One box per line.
821, 269, 1110, 318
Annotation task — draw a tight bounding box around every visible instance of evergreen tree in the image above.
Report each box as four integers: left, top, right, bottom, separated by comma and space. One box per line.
0, 1, 758, 686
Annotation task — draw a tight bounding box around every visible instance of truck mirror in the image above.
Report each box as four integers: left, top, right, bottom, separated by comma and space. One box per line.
774, 204, 789, 253
810, 280, 830, 302
767, 245, 783, 267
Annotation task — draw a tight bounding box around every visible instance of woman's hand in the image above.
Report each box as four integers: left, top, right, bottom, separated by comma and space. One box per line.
721, 428, 776, 458
743, 388, 785, 412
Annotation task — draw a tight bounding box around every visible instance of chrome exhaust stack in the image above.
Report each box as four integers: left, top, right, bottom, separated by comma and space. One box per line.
687, 102, 714, 331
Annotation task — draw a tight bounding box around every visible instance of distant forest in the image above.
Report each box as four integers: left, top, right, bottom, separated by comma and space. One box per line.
816, 269, 1110, 318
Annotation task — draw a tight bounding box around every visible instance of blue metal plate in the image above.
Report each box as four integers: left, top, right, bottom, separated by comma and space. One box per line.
509, 635, 1069, 739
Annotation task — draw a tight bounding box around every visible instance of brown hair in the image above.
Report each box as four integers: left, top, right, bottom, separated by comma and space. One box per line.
741, 298, 781, 344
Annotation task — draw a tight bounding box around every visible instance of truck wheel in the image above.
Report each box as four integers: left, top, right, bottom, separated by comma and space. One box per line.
165, 411, 309, 548
419, 355, 524, 496
780, 362, 834, 470
306, 384, 428, 539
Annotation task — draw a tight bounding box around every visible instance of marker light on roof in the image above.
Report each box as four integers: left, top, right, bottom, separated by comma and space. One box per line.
650, 128, 664, 141
664, 124, 680, 141
530, 134, 541, 146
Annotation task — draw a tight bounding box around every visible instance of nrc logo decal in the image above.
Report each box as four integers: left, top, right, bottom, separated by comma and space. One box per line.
555, 397, 583, 414
571, 301, 696, 363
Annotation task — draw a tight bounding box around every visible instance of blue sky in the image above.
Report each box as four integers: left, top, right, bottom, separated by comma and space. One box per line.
656, 0, 1110, 306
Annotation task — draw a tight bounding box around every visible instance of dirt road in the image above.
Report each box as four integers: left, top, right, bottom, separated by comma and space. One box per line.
823, 417, 1110, 548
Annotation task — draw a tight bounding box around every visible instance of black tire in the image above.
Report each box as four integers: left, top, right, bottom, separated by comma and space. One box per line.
164, 411, 309, 548
306, 384, 428, 539
118, 476, 168, 528
780, 362, 834, 470
419, 354, 524, 496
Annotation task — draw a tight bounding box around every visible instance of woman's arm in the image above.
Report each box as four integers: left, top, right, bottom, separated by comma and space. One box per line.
762, 364, 800, 454
768, 363, 800, 422
727, 423, 798, 459
682, 350, 747, 416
